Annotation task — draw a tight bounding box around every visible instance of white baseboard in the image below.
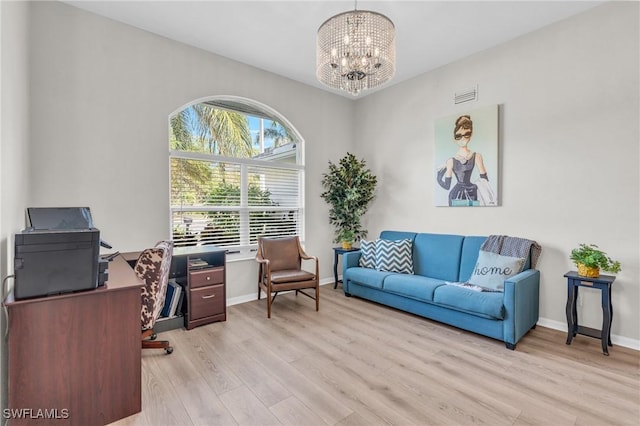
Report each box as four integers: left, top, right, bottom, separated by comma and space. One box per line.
537, 317, 640, 351
227, 277, 335, 307
227, 293, 259, 307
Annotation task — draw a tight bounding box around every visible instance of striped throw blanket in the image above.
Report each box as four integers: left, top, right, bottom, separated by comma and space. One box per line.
480, 235, 542, 270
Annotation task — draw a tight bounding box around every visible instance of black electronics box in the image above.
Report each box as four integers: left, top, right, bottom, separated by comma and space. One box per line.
14, 228, 102, 300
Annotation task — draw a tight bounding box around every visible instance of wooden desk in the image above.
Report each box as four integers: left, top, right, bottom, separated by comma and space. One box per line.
5, 255, 143, 425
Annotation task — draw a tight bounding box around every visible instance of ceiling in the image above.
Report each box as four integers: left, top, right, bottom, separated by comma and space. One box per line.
63, 1, 603, 98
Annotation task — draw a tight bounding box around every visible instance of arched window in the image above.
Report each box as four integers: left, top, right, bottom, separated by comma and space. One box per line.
169, 97, 304, 258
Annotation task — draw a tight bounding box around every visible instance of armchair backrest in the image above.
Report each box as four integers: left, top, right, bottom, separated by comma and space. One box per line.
258, 236, 301, 272
137, 240, 174, 330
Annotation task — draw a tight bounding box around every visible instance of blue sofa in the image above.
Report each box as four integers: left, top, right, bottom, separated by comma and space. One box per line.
342, 231, 540, 349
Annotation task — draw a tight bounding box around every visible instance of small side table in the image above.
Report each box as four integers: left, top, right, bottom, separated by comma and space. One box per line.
564, 271, 616, 355
333, 247, 359, 289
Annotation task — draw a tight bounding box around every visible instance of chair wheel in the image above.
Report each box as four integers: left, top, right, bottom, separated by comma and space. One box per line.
150, 332, 157, 340
165, 346, 173, 354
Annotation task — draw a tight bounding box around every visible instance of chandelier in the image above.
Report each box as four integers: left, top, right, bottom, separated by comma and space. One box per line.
316, 2, 396, 96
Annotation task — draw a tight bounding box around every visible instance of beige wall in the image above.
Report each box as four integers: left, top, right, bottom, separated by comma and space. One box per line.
1, 0, 31, 412
26, 1, 353, 301
354, 2, 639, 347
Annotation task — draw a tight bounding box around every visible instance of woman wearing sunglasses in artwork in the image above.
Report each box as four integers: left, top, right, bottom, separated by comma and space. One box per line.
436, 115, 493, 206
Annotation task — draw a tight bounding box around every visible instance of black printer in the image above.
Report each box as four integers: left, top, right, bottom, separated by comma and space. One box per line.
13, 207, 109, 300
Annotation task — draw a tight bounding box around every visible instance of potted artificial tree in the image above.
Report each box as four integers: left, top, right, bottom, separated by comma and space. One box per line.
321, 153, 377, 249
570, 243, 621, 278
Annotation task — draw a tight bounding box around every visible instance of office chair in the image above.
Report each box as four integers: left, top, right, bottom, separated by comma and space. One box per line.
256, 236, 319, 318
137, 240, 174, 354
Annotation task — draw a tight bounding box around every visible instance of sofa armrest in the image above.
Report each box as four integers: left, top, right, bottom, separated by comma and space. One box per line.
503, 269, 540, 345
342, 250, 361, 293
343, 250, 361, 269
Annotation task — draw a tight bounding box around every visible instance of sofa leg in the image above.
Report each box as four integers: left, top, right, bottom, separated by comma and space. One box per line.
344, 292, 352, 297
505, 342, 516, 350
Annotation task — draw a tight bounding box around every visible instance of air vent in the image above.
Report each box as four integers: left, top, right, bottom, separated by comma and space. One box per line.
454, 86, 478, 104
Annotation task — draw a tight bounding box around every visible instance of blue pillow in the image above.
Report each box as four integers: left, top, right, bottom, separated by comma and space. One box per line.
358, 239, 377, 269
468, 250, 525, 291
376, 239, 414, 274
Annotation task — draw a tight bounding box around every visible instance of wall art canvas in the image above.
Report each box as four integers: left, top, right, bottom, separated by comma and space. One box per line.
434, 104, 499, 207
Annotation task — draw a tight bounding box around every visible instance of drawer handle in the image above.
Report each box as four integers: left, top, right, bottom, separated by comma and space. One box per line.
206, 276, 211, 281
202, 294, 216, 299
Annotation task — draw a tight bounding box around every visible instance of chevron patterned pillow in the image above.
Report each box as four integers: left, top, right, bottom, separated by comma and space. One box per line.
376, 239, 414, 274
359, 239, 377, 269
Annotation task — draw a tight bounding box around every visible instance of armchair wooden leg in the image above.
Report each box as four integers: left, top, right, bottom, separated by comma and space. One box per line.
257, 265, 263, 301
267, 290, 272, 319
315, 285, 319, 311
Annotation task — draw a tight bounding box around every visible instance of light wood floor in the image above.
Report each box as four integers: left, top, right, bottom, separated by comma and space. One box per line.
113, 285, 640, 426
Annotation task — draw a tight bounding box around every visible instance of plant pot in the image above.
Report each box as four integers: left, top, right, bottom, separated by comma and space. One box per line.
341, 241, 352, 250
577, 263, 600, 278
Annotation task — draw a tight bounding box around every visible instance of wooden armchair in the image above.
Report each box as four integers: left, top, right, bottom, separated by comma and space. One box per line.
136, 240, 174, 354
256, 236, 319, 318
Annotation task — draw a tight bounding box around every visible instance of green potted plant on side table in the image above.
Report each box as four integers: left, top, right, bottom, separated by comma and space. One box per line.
337, 229, 355, 250
321, 153, 377, 249
570, 243, 621, 278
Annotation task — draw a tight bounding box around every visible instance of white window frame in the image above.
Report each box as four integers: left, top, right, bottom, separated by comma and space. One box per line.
168, 96, 305, 261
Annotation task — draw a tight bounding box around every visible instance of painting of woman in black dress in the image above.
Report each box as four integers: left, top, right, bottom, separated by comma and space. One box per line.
434, 105, 498, 207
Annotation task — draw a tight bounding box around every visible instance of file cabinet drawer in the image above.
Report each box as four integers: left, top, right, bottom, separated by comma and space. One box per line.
189, 267, 224, 289
189, 284, 225, 321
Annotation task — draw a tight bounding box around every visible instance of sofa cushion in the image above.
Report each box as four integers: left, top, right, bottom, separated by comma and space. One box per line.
413, 233, 464, 281
376, 239, 414, 274
459, 236, 486, 282
382, 274, 444, 302
380, 230, 417, 242
468, 251, 525, 291
433, 285, 505, 319
344, 267, 394, 289
358, 239, 377, 269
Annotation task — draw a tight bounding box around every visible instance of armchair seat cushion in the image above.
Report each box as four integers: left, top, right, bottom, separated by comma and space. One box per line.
270, 269, 315, 283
